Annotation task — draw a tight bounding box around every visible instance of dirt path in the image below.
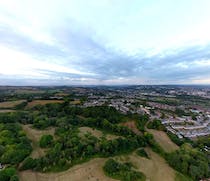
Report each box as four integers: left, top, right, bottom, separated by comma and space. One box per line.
22, 124, 55, 158
19, 158, 116, 181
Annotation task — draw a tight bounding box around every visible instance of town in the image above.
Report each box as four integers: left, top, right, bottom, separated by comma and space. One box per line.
78, 85, 210, 139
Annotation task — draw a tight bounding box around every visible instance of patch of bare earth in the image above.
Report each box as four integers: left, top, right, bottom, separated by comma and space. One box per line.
128, 148, 176, 181
120, 121, 142, 135
79, 127, 120, 140
19, 158, 116, 181
21, 124, 55, 158
147, 129, 179, 153
0, 100, 26, 108
27, 100, 63, 108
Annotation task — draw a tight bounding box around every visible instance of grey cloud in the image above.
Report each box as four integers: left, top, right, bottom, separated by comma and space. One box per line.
0, 24, 65, 58
1, 20, 210, 85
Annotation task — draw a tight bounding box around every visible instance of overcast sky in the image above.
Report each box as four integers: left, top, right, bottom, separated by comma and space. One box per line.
1, 0, 210, 85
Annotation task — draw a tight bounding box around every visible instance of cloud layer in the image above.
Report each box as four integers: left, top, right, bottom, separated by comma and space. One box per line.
0, 0, 210, 85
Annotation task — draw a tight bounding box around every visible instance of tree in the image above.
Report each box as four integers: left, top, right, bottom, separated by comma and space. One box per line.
39, 135, 53, 148
0, 167, 18, 181
20, 157, 37, 170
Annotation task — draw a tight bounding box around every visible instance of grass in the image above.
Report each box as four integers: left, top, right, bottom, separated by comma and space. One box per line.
79, 126, 120, 140
147, 129, 179, 153
128, 148, 176, 181
19, 158, 115, 181
21, 124, 55, 158
120, 120, 142, 135
175, 172, 193, 181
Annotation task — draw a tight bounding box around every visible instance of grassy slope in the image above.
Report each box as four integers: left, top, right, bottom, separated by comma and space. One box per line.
21, 124, 55, 158
19, 158, 116, 181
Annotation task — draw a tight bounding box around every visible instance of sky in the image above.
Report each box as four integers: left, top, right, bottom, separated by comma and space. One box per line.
0, 0, 210, 85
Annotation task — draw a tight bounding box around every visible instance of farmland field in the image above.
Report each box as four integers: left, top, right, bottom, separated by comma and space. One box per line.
0, 100, 26, 108
27, 100, 64, 108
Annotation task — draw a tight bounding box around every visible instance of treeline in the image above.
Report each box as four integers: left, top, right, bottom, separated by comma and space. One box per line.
135, 114, 149, 132
32, 103, 124, 123
0, 112, 33, 124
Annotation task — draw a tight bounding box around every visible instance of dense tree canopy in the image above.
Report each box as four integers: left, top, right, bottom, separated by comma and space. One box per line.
167, 144, 210, 180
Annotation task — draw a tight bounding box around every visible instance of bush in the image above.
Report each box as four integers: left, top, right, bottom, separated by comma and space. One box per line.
39, 135, 53, 148
136, 148, 149, 159
103, 159, 146, 181
0, 167, 18, 181
147, 119, 166, 131
136, 114, 149, 132
20, 157, 37, 170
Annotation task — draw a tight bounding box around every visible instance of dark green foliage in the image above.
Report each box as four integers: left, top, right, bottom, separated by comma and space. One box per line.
20, 157, 37, 170
15, 101, 27, 110
39, 135, 53, 148
33, 115, 55, 129
81, 106, 124, 123
167, 144, 209, 180
103, 159, 145, 181
147, 119, 166, 131
0, 112, 32, 124
0, 167, 19, 181
0, 123, 32, 165
167, 132, 184, 146
167, 132, 193, 146
192, 135, 210, 148
68, 117, 136, 137
136, 148, 149, 159
135, 114, 149, 132
144, 132, 166, 157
